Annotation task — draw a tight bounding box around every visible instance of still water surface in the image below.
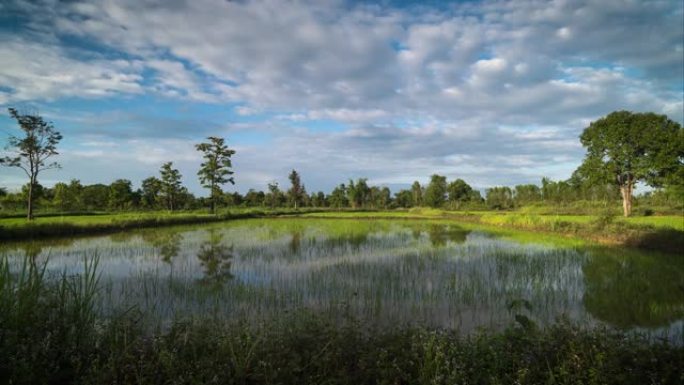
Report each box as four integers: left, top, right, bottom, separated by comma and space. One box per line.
3, 219, 683, 338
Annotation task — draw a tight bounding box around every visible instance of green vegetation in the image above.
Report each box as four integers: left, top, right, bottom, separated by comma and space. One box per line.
0, 208, 325, 241
301, 209, 683, 253
195, 136, 236, 214
0, 108, 63, 220
1, 255, 682, 385
577, 110, 683, 217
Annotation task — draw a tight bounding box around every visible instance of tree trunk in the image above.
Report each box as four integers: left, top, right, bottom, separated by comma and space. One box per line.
620, 184, 633, 217
27, 178, 34, 220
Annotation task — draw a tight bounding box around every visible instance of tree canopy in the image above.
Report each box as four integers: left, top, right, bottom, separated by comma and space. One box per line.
578, 111, 683, 216
196, 137, 236, 213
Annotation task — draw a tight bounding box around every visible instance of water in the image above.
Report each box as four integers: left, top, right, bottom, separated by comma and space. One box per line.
2, 218, 683, 339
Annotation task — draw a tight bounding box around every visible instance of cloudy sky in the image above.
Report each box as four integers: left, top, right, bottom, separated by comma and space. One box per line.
0, 0, 682, 195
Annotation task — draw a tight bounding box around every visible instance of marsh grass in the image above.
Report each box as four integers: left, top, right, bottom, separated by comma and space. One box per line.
2, 217, 684, 384
1, 257, 682, 384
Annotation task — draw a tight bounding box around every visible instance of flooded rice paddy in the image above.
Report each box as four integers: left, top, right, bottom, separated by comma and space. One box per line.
2, 218, 683, 339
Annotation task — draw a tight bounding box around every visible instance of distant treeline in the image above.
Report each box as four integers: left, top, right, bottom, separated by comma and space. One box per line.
1, 171, 681, 213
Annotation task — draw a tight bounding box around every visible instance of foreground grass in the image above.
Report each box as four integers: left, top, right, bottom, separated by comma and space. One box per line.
1, 257, 682, 385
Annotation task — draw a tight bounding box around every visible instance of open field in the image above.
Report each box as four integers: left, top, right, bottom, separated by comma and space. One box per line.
300, 208, 684, 230
301, 209, 684, 254
2, 208, 682, 254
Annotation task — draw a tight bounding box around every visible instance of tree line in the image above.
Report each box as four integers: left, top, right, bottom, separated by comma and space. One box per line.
1, 109, 682, 217
1, 169, 680, 214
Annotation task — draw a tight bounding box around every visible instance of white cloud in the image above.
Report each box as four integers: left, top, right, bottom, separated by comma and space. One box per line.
0, 0, 681, 193
0, 37, 144, 103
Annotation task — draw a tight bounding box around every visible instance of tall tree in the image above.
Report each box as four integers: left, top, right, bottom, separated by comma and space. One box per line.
52, 182, 71, 211
486, 186, 514, 210
578, 111, 683, 216
159, 162, 183, 211
411, 181, 423, 207
513, 184, 541, 205
328, 184, 348, 208
195, 137, 236, 214
141, 176, 162, 209
447, 179, 474, 207
347, 178, 370, 208
265, 182, 284, 209
394, 189, 413, 208
1, 108, 62, 219
424, 174, 447, 208
108, 179, 134, 211
288, 169, 305, 209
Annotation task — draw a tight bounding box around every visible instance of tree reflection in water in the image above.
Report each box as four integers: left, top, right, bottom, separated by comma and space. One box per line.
197, 229, 235, 288
142, 230, 183, 264
583, 248, 684, 329
426, 224, 469, 247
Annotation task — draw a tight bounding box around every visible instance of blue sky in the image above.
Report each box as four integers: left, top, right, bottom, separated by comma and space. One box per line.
0, 0, 682, 195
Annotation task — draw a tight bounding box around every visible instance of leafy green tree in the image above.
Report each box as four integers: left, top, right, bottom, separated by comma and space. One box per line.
141, 176, 162, 209
52, 182, 71, 211
311, 191, 327, 207
486, 186, 514, 210
1, 108, 63, 219
424, 174, 447, 208
347, 178, 370, 208
287, 170, 306, 209
370, 186, 391, 208
108, 179, 134, 211
411, 181, 423, 207
328, 184, 348, 208
67, 179, 84, 210
265, 182, 285, 208
447, 179, 475, 208
21, 182, 45, 209
513, 184, 541, 205
578, 111, 683, 216
159, 162, 183, 211
196, 137, 236, 213
394, 189, 413, 208
81, 184, 109, 210
244, 189, 265, 207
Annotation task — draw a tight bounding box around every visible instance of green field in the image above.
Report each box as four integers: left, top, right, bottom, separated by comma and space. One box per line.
2, 208, 682, 255
300, 208, 684, 230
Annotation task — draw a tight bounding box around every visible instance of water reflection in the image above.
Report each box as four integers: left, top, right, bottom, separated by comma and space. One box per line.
142, 230, 183, 263
583, 248, 684, 328
1, 219, 682, 340
196, 229, 234, 288
427, 224, 468, 247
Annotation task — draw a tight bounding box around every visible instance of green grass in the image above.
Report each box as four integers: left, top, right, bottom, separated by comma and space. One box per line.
1, 256, 682, 384
301, 209, 683, 254
2, 207, 681, 254
0, 208, 324, 240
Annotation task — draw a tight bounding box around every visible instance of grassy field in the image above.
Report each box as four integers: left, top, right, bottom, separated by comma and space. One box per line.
300, 208, 684, 254
2, 207, 682, 253
0, 208, 323, 240
301, 208, 684, 230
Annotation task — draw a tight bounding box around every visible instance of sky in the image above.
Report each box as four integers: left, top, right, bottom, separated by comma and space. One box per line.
0, 0, 682, 196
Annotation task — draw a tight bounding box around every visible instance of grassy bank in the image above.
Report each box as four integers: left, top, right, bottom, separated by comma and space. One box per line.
1, 257, 681, 385
0, 208, 328, 241
2, 207, 682, 254
302, 208, 684, 254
